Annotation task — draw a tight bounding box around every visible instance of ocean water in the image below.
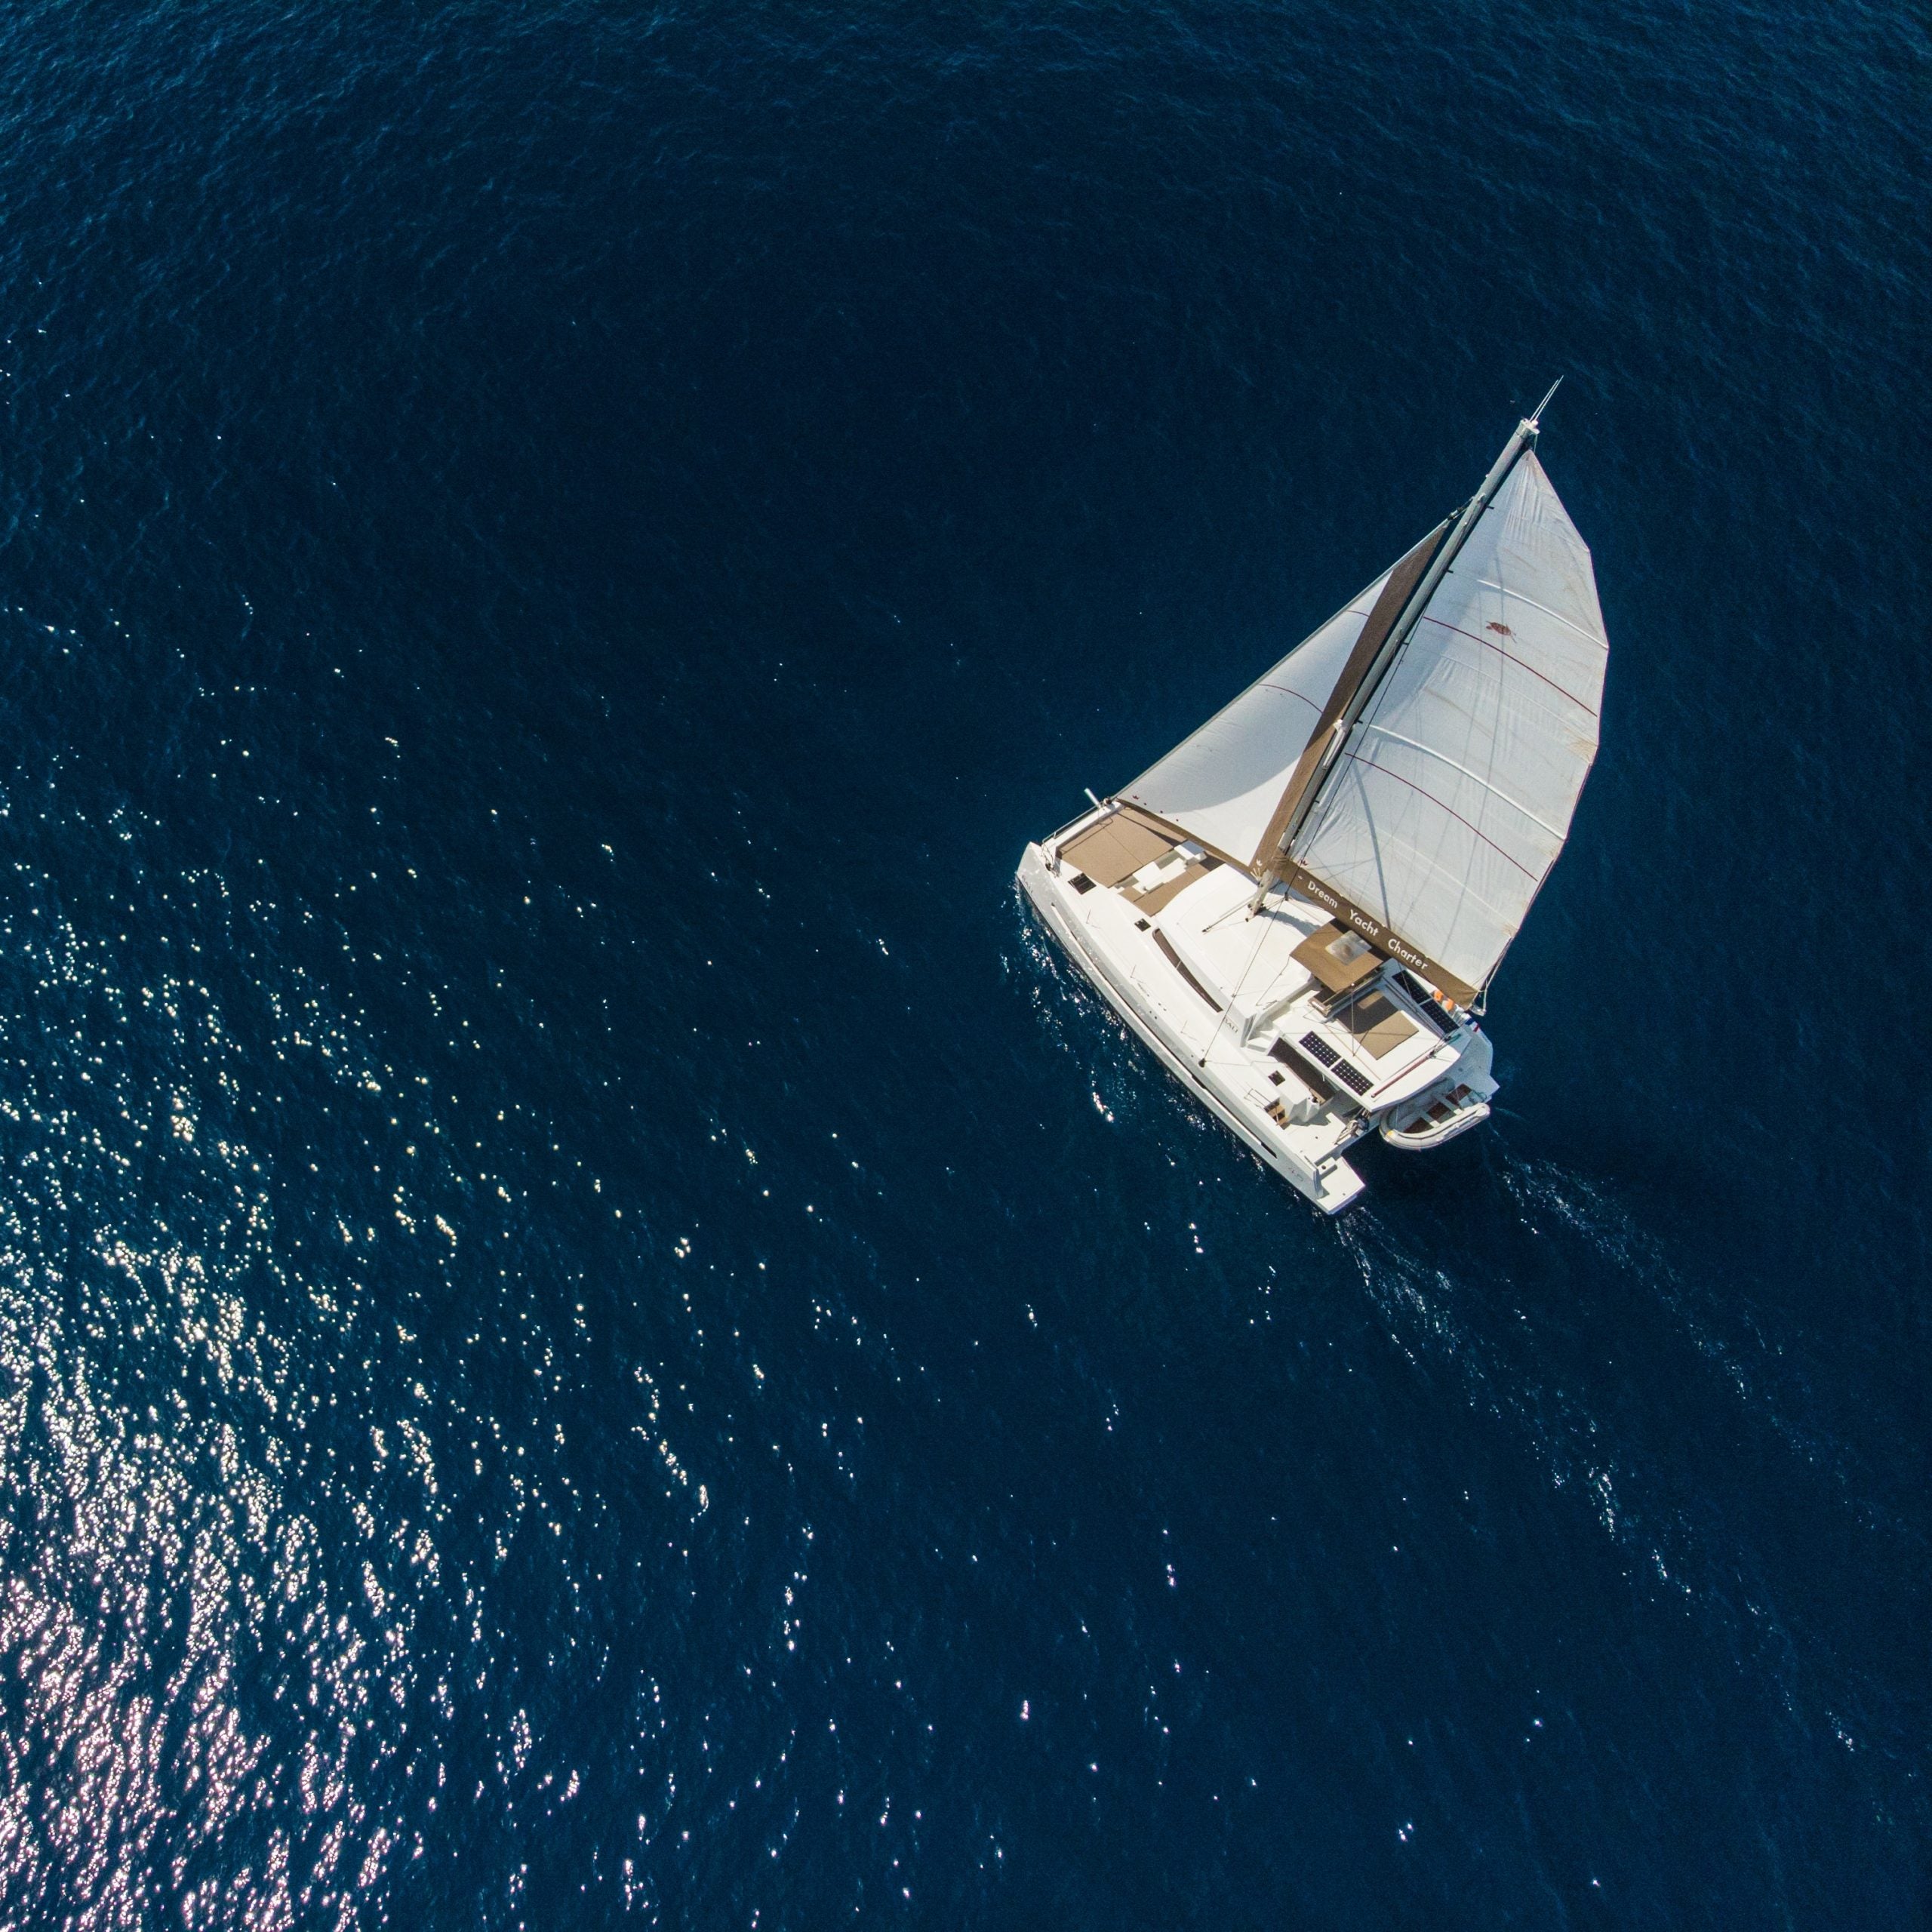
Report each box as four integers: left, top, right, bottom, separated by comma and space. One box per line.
0, 0, 1924, 1923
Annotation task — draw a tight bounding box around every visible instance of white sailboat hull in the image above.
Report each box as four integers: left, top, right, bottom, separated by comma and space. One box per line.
1017, 805, 1497, 1214
1019, 841, 1365, 1212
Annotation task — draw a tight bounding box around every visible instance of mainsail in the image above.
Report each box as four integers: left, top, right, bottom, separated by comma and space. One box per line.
1284, 446, 1608, 1001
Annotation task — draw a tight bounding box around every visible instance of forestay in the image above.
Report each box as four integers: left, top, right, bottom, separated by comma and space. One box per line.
1289, 451, 1607, 997
1119, 570, 1392, 863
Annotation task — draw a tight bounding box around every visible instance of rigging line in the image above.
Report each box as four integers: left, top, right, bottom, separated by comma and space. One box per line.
1197, 900, 1281, 1068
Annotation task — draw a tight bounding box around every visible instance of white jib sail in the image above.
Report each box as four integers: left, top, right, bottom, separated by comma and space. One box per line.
1290, 451, 1607, 995
1119, 568, 1392, 863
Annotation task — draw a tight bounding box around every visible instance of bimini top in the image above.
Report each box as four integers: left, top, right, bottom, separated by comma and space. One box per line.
1123, 431, 1607, 1004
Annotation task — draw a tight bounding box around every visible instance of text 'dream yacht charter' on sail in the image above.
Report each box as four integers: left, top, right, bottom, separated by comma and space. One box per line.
1017, 400, 1608, 1212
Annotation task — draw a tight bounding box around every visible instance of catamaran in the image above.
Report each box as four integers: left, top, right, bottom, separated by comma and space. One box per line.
1017, 393, 1607, 1212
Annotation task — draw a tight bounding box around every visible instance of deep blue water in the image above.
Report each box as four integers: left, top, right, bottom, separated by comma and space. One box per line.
0, 2, 1925, 1924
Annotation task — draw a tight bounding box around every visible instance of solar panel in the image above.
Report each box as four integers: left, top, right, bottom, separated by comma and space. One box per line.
1394, 968, 1457, 1032
1269, 1036, 1349, 1109
1298, 1032, 1340, 1069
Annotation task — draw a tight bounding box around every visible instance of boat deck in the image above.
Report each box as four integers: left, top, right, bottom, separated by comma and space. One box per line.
1023, 801, 1492, 1210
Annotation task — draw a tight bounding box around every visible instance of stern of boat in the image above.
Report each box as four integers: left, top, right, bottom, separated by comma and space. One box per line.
1377, 1030, 1497, 1151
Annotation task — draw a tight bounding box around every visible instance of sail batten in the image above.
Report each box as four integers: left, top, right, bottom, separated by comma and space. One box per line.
1350, 726, 1570, 842
1413, 611, 1601, 712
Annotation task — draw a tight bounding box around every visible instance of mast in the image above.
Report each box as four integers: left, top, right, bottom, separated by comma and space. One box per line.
1244, 519, 1449, 875
1257, 385, 1561, 894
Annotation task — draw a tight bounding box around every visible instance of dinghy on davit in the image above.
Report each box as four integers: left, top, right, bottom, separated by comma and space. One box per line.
1017, 395, 1608, 1212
